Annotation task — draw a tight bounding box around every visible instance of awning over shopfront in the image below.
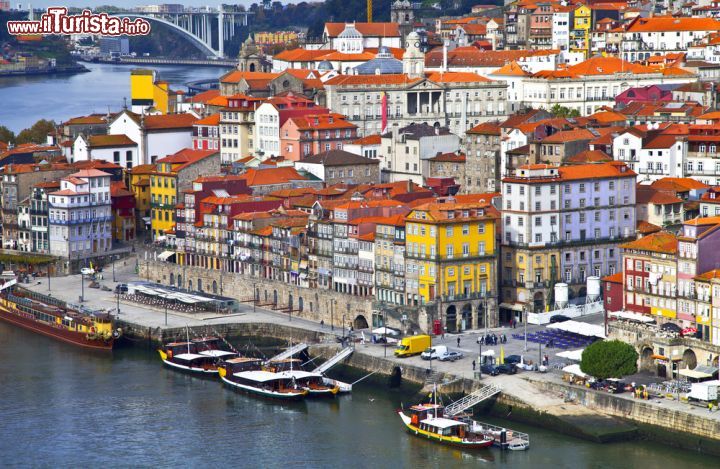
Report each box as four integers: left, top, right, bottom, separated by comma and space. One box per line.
557, 349, 584, 361
547, 320, 606, 338
679, 367, 713, 379
158, 251, 176, 261
562, 364, 588, 378
499, 302, 524, 312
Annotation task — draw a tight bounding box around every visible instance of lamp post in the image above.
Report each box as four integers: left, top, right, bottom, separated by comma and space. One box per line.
477, 337, 482, 378
81, 271, 85, 303
331, 299, 335, 332
342, 313, 346, 339
383, 309, 387, 358
116, 285, 120, 318
112, 256, 116, 283
164, 298, 168, 326
523, 305, 528, 352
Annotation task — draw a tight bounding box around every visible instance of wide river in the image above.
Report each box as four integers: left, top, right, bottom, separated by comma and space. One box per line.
0, 321, 714, 468
0, 62, 717, 467
0, 62, 230, 133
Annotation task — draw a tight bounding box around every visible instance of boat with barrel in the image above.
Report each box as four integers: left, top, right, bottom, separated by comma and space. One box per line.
218, 356, 308, 400
0, 277, 120, 351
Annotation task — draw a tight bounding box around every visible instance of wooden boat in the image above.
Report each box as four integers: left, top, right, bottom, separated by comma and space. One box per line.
280, 370, 340, 396
219, 368, 308, 400
192, 336, 238, 361
398, 403, 494, 449
158, 330, 238, 374
0, 279, 120, 351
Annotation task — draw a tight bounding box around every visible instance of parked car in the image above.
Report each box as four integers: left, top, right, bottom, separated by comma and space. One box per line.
114, 283, 128, 294
480, 363, 499, 376
505, 355, 522, 365
496, 363, 517, 375
80, 267, 95, 276
549, 314, 571, 323
421, 345, 448, 361
439, 351, 464, 362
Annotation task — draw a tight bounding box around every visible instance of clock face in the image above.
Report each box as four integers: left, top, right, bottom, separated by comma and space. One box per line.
405, 42, 410, 48
414, 42, 419, 48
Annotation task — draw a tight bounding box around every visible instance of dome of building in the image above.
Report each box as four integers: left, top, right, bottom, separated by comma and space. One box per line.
338, 23, 362, 39
318, 60, 334, 71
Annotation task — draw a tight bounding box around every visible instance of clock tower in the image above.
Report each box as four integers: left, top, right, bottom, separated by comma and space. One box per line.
402, 31, 424, 79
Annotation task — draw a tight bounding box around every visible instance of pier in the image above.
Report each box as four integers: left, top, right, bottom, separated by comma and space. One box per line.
22, 262, 720, 455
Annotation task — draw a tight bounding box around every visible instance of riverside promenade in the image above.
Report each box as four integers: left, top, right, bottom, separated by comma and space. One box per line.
23, 259, 720, 454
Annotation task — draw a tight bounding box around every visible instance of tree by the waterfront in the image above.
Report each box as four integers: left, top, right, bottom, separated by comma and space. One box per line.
580, 340, 638, 380
15, 119, 56, 145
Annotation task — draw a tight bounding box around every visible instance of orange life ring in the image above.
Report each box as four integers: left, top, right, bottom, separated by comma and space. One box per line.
167, 349, 173, 359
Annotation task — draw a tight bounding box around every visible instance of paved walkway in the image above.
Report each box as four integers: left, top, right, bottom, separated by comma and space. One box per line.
26, 257, 720, 422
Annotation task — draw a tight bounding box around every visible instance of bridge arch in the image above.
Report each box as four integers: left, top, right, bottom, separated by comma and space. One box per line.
114, 14, 220, 57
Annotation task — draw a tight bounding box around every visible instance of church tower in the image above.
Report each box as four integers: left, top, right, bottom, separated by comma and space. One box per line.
402, 31, 424, 79
237, 35, 268, 72
391, 0, 415, 43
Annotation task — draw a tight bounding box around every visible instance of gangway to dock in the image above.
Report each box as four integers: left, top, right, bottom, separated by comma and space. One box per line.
313, 346, 353, 374
444, 384, 502, 417
269, 343, 308, 361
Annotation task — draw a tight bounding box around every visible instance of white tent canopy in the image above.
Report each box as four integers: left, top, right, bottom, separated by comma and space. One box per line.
372, 327, 400, 336
547, 320, 606, 338
481, 350, 495, 357
609, 311, 655, 323
557, 349, 585, 361
158, 251, 175, 261
562, 364, 588, 378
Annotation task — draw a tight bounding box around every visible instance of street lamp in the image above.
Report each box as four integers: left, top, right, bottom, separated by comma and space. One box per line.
116, 284, 121, 318
342, 313, 346, 340
477, 337, 482, 378
523, 305, 528, 352
331, 299, 335, 332
164, 297, 168, 326
383, 309, 387, 358
81, 271, 85, 302
112, 256, 116, 282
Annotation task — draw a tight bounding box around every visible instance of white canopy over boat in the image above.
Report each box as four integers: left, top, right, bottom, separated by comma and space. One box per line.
173, 353, 206, 361
198, 350, 235, 357
234, 370, 287, 382
421, 417, 466, 429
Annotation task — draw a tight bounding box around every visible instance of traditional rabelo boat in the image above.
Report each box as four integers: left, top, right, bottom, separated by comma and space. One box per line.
158, 331, 238, 374
280, 370, 340, 396
192, 336, 238, 361
398, 402, 494, 449
219, 357, 308, 399
0, 278, 120, 351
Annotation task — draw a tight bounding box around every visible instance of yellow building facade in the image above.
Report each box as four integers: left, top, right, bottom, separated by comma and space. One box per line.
128, 164, 154, 229
405, 201, 498, 305
571, 5, 591, 57
150, 162, 178, 239
130, 69, 170, 114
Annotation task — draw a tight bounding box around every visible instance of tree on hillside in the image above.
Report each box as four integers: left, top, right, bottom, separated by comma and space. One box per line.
580, 340, 638, 380
15, 119, 56, 145
550, 104, 581, 118
0, 126, 15, 144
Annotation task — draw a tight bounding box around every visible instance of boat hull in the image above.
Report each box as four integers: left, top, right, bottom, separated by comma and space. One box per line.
220, 375, 307, 400
0, 303, 113, 351
398, 411, 494, 449
305, 385, 339, 397
158, 350, 219, 375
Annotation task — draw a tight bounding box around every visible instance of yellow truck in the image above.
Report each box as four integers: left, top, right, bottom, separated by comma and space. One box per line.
394, 335, 431, 357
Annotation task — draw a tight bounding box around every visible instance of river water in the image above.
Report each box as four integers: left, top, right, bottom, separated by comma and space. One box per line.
0, 62, 230, 133
0, 322, 714, 468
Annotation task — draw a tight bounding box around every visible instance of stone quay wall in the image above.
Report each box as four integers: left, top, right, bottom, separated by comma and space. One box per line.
141, 261, 434, 332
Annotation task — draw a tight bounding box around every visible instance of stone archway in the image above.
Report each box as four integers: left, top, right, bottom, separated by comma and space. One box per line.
477, 302, 486, 328
212, 280, 218, 294
299, 297, 304, 312
288, 293, 294, 310
273, 290, 278, 306
446, 305, 457, 333
188, 279, 193, 291
197, 279, 203, 291
682, 348, 697, 370
640, 346, 654, 372
354, 314, 369, 330
533, 291, 544, 313
461, 304, 472, 331
169, 273, 174, 286
177, 274, 182, 289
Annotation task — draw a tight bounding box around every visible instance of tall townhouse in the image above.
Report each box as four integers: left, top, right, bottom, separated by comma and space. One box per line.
374, 214, 407, 306
405, 199, 499, 332
500, 162, 636, 321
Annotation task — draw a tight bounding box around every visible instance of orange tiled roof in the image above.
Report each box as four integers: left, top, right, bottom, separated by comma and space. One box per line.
602, 272, 624, 284
621, 231, 677, 254
325, 74, 422, 86
187, 89, 220, 104
240, 167, 306, 186
652, 177, 710, 192
695, 269, 720, 281
144, 113, 197, 130
220, 70, 279, 84
557, 161, 636, 181
194, 113, 220, 126
684, 216, 720, 226
467, 121, 501, 135
627, 16, 720, 33
542, 129, 595, 143
63, 115, 105, 125
351, 134, 382, 145
637, 220, 662, 235
425, 71, 491, 83
87, 134, 136, 148
491, 61, 530, 76
566, 150, 613, 163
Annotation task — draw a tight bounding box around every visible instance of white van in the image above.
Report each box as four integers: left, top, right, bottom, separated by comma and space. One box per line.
421, 345, 448, 360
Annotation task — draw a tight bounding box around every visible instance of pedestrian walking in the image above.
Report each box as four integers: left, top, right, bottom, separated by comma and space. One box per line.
320, 319, 324, 328
457, 337, 461, 347
472, 360, 476, 371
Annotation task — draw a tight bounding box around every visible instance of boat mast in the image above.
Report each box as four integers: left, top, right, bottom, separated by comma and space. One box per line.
434, 382, 438, 419
186, 325, 190, 354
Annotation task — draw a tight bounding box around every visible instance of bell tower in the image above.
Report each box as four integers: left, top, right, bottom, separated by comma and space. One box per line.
402, 31, 424, 78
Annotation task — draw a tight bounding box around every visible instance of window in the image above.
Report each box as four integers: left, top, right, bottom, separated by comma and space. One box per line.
535, 217, 541, 227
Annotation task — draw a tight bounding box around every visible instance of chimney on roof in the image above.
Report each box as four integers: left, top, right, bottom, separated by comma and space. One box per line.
443, 39, 448, 72
407, 179, 412, 193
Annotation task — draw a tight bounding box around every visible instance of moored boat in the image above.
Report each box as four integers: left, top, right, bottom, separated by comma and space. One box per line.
280, 370, 340, 396
397, 403, 494, 449
219, 368, 308, 400
0, 279, 120, 351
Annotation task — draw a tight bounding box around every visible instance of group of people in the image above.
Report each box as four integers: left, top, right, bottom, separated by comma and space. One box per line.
477, 333, 506, 346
